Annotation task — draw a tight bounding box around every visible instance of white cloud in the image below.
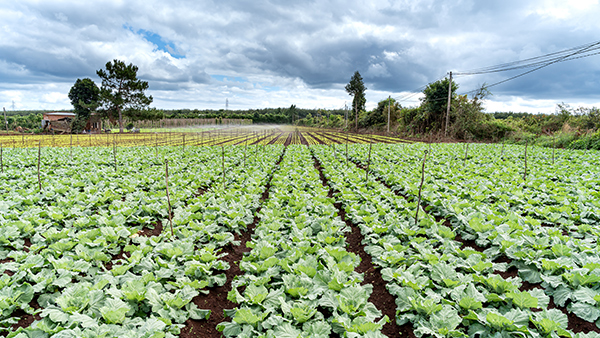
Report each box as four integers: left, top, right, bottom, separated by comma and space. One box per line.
0, 0, 599, 112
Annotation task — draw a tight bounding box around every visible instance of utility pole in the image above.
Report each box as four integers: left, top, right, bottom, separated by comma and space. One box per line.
445, 71, 452, 137
387, 95, 391, 133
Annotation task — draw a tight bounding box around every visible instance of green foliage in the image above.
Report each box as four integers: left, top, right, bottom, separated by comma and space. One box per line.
68, 78, 100, 133
345, 71, 367, 126
97, 59, 154, 132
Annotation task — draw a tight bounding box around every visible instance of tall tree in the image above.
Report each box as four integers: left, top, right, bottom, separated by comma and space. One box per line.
345, 71, 366, 131
96, 59, 153, 133
420, 77, 458, 133
68, 78, 100, 132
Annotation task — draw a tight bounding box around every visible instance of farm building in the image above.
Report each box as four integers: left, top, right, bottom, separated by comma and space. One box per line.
41, 112, 76, 133
41, 112, 103, 133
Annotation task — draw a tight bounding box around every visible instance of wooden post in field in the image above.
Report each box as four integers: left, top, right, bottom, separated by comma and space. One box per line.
89, 132, 91, 147
37, 141, 41, 191
552, 135, 555, 165
365, 142, 372, 182
182, 134, 185, 152
415, 150, 428, 226
1, 143, 3, 173
345, 131, 349, 167
113, 140, 117, 172
523, 139, 529, 181
164, 159, 174, 237
221, 146, 225, 190
70, 134, 73, 161
463, 143, 469, 167
244, 140, 247, 169
501, 142, 505, 159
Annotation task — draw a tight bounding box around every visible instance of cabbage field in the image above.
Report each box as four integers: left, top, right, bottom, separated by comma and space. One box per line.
1, 136, 600, 338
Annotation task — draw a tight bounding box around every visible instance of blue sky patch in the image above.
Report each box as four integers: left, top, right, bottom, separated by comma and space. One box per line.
126, 25, 185, 59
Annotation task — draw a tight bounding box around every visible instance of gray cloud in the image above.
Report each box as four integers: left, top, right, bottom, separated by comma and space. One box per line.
1, 0, 599, 112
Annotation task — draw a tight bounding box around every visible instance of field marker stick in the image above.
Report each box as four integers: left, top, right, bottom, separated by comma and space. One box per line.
552, 135, 555, 165
37, 141, 41, 191
523, 139, 529, 181
345, 131, 349, 167
113, 140, 117, 172
222, 146, 225, 190
164, 159, 174, 237
182, 134, 185, 152
1, 143, 3, 173
70, 134, 73, 161
501, 142, 505, 159
463, 143, 469, 167
365, 142, 372, 182
415, 150, 428, 226
22, 134, 24, 147
244, 140, 247, 169
89, 133, 91, 147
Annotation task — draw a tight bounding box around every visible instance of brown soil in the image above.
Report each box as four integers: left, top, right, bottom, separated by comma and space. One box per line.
283, 132, 293, 147
139, 220, 164, 237
298, 132, 309, 145
179, 146, 285, 338
306, 132, 328, 145
266, 132, 283, 145
312, 154, 413, 338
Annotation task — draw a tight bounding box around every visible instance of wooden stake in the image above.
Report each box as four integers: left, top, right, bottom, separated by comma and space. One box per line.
164, 159, 174, 237
365, 142, 372, 182
70, 134, 73, 161
523, 139, 529, 181
463, 143, 469, 167
501, 141, 505, 159
182, 134, 185, 152
345, 131, 349, 167
244, 140, 247, 169
222, 146, 225, 190
552, 135, 555, 165
1, 143, 3, 173
113, 140, 117, 172
415, 150, 428, 226
37, 141, 41, 191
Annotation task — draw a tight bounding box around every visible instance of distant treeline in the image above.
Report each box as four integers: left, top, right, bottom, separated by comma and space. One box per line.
163, 106, 346, 124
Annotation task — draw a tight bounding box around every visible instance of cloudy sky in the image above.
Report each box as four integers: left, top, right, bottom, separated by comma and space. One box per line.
1, 0, 599, 113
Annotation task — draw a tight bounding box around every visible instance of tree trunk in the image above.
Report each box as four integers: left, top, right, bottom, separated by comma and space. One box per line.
118, 106, 123, 133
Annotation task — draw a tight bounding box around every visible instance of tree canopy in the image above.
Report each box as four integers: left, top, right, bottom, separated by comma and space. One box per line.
345, 71, 366, 130
96, 59, 154, 132
68, 78, 100, 132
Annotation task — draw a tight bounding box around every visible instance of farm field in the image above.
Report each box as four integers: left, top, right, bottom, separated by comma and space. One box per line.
0, 125, 407, 148
1, 140, 600, 338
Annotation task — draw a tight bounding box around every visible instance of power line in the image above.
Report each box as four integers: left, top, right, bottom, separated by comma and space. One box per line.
454, 40, 600, 75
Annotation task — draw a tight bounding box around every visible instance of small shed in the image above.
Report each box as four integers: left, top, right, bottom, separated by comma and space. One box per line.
41, 112, 76, 133
84, 113, 103, 133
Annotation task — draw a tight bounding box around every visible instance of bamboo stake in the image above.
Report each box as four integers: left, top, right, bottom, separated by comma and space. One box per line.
37, 141, 42, 191
164, 159, 174, 237
365, 142, 372, 182
463, 143, 469, 167
222, 146, 225, 190
113, 140, 117, 172
552, 135, 555, 165
523, 139, 529, 181
415, 150, 428, 226
70, 134, 73, 161
244, 140, 247, 169
1, 143, 3, 173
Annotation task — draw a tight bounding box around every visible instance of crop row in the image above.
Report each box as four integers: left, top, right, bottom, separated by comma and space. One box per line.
312, 144, 598, 338
218, 145, 388, 337
1, 145, 284, 337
